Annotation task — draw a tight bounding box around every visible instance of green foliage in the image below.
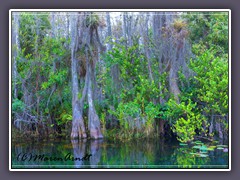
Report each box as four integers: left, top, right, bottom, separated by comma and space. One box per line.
164, 12, 229, 142
173, 19, 187, 32
102, 40, 160, 104
102, 41, 162, 138
145, 102, 160, 127
41, 69, 68, 90
164, 99, 206, 143
166, 48, 228, 142
19, 12, 51, 56
12, 99, 25, 113
109, 101, 140, 130
190, 49, 228, 115
13, 12, 229, 143
15, 12, 72, 134
86, 13, 100, 28
108, 98, 160, 138
186, 12, 228, 53
56, 111, 72, 126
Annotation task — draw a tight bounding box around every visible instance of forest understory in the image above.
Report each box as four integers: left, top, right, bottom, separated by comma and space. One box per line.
11, 11, 229, 143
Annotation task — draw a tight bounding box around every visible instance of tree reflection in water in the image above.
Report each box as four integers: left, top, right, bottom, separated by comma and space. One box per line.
71, 139, 87, 168
71, 139, 103, 168
12, 138, 228, 169
89, 139, 103, 168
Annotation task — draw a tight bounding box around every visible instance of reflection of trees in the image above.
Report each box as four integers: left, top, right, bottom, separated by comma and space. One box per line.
13, 139, 228, 169
170, 145, 229, 168
100, 140, 160, 168
171, 147, 209, 168
71, 139, 103, 168
89, 139, 103, 168
12, 141, 58, 168
71, 139, 87, 168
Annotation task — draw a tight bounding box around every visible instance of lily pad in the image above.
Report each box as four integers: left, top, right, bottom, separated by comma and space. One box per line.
179, 143, 188, 146
198, 154, 208, 158
217, 145, 228, 148
195, 152, 209, 157
199, 145, 208, 151
194, 141, 203, 145
217, 147, 224, 150
193, 145, 201, 149
199, 151, 208, 154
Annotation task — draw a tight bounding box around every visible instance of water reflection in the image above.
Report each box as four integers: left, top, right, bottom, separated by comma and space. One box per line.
71, 139, 103, 168
71, 139, 87, 168
12, 138, 228, 169
89, 139, 103, 168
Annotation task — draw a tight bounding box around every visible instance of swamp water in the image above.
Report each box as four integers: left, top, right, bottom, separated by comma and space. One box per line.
12, 138, 228, 169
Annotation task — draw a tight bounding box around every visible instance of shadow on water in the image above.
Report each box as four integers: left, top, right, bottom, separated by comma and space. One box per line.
11, 137, 228, 169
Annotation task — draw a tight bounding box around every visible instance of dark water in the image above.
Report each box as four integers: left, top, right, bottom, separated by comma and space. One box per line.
12, 138, 228, 169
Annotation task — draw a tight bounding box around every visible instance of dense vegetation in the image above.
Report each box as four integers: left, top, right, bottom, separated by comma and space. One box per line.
11, 12, 229, 143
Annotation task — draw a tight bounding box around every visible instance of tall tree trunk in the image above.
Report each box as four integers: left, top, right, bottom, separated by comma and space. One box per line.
159, 119, 165, 136
12, 12, 20, 99
169, 59, 181, 103
85, 48, 103, 139
106, 12, 120, 102
12, 12, 20, 129
153, 12, 181, 104
46, 12, 57, 131
34, 15, 41, 133
122, 12, 127, 42
153, 12, 166, 104
67, 13, 70, 45
106, 12, 113, 50
70, 13, 87, 139
142, 14, 154, 82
